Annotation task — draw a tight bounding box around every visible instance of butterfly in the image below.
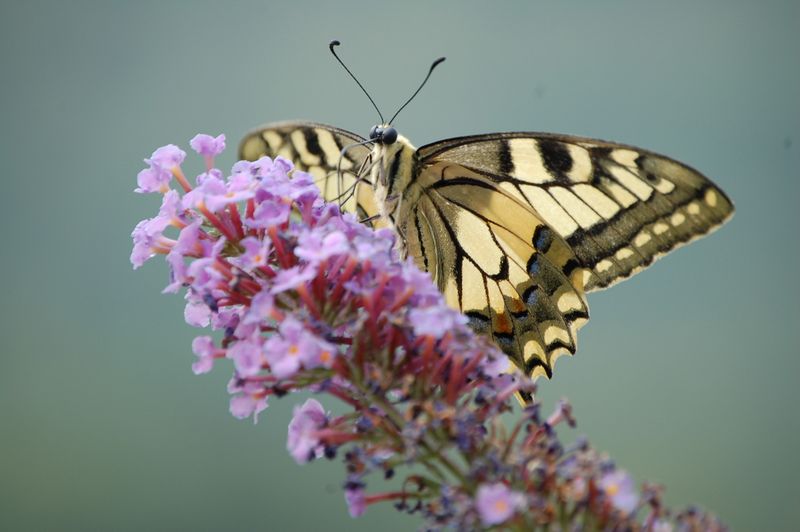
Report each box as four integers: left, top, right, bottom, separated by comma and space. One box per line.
237, 45, 734, 386
239, 120, 734, 384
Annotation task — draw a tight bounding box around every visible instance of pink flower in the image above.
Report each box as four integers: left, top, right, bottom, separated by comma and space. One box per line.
148, 144, 186, 169
475, 483, 524, 526
233, 236, 272, 271
295, 229, 350, 263
184, 292, 212, 327
228, 335, 263, 377
599, 469, 639, 514
263, 317, 332, 379
345, 486, 366, 517
229, 393, 268, 422
287, 399, 328, 464
182, 173, 254, 212
242, 291, 275, 325
173, 220, 206, 257
245, 196, 291, 229
135, 165, 171, 194
190, 133, 226, 157
270, 265, 317, 294
191, 336, 217, 374
130, 219, 164, 268
408, 305, 468, 338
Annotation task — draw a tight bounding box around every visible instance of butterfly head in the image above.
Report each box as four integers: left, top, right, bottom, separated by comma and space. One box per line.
369, 124, 398, 145
367, 125, 415, 197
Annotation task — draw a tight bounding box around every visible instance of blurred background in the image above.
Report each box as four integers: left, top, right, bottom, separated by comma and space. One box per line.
1, 1, 798, 530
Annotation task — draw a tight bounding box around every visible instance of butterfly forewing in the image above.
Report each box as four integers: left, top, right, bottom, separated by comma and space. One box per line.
417, 133, 734, 291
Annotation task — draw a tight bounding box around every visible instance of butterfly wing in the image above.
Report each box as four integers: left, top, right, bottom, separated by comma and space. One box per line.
402, 161, 590, 379
239, 121, 382, 223
408, 132, 734, 378
417, 133, 734, 292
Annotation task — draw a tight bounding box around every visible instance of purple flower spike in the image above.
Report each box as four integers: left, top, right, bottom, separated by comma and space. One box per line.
476, 483, 524, 526
132, 135, 726, 531
287, 398, 328, 464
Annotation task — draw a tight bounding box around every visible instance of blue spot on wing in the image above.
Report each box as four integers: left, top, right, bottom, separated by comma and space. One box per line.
523, 286, 539, 307
527, 254, 540, 276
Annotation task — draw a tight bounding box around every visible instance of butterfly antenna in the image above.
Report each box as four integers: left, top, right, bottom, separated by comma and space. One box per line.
336, 138, 375, 205
388, 56, 446, 125
329, 40, 384, 124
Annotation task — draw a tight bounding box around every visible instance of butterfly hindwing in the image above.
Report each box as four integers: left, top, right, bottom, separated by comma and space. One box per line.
239, 121, 381, 222
402, 161, 590, 378
417, 133, 734, 292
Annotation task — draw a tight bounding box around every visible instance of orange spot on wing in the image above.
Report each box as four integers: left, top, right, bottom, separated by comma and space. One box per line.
494, 313, 514, 334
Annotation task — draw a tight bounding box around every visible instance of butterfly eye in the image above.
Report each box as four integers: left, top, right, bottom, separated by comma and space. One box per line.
382, 127, 398, 145
369, 125, 380, 140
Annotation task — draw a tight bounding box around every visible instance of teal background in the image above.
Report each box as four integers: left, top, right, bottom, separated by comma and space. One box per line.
1, 1, 798, 530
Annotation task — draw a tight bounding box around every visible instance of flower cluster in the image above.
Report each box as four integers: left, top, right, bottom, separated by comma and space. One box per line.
132, 135, 725, 530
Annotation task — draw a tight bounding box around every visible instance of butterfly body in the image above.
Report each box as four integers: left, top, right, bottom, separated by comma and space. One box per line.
240, 121, 733, 380
367, 129, 417, 233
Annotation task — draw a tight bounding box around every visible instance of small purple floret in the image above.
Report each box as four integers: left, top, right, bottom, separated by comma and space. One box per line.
599, 469, 639, 514
148, 144, 186, 168
190, 133, 226, 157
246, 197, 291, 229
287, 398, 328, 464
135, 165, 172, 193
345, 486, 366, 517
229, 393, 268, 422
408, 305, 468, 339
476, 482, 524, 526
295, 229, 349, 263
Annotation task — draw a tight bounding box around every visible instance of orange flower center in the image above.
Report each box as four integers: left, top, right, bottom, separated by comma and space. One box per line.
493, 500, 509, 513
